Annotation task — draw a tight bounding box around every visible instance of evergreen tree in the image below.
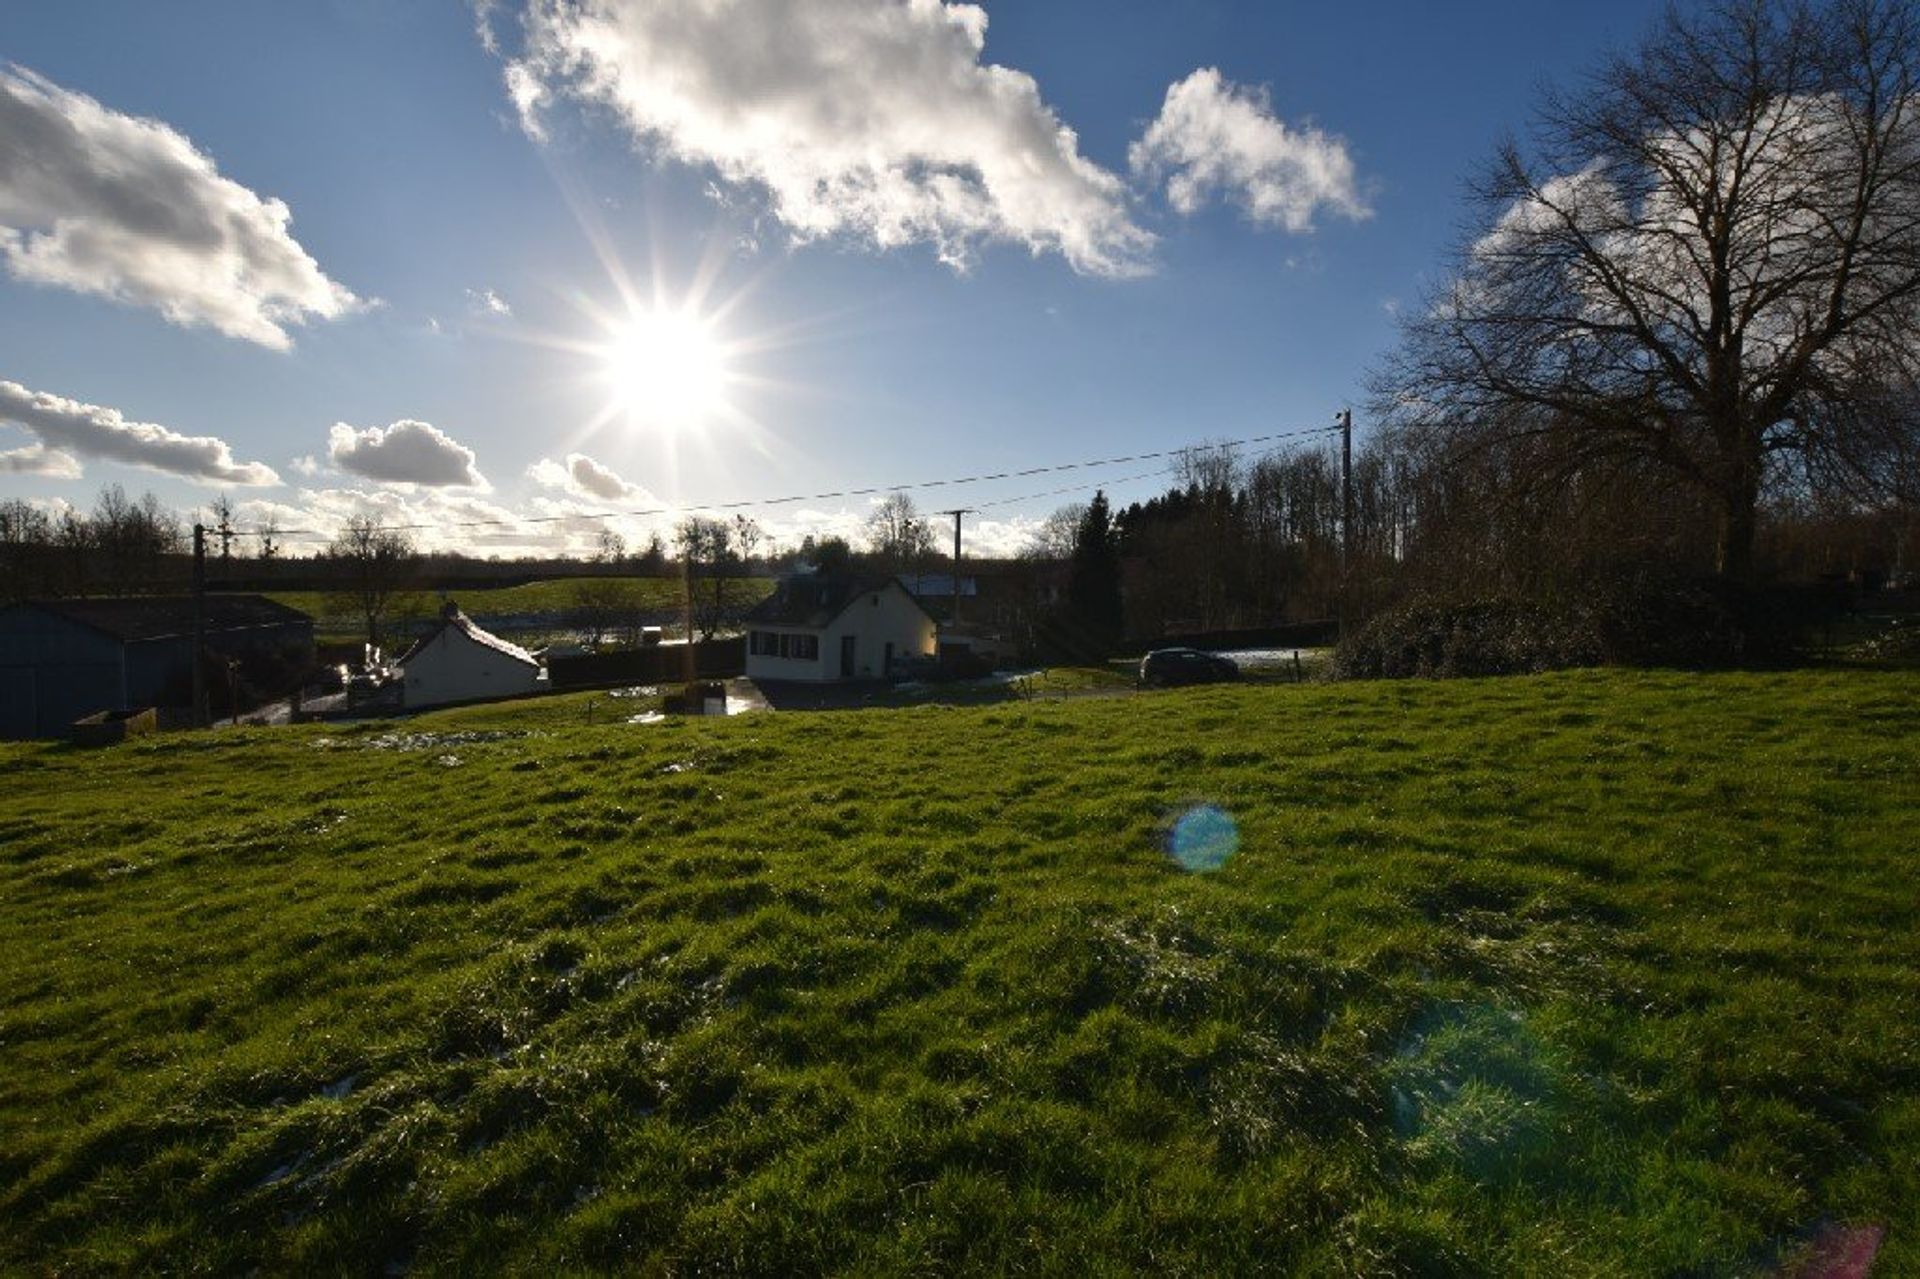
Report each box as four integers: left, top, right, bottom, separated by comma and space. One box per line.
1066, 490, 1124, 654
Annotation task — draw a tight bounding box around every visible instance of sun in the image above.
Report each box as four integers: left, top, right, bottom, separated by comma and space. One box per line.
601, 307, 728, 428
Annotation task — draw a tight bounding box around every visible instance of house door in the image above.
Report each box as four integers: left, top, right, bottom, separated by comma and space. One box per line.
840, 634, 856, 678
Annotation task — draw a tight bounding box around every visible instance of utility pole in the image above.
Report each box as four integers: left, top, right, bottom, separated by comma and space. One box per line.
681, 541, 696, 689
1339, 408, 1354, 574
936, 508, 974, 628
191, 523, 209, 728
1338, 407, 1354, 638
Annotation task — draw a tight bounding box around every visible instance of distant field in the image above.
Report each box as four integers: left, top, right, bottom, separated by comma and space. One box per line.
268, 577, 773, 644
1, 670, 1915, 1272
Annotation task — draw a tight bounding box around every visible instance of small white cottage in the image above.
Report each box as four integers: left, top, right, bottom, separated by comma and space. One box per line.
744, 573, 936, 683
395, 601, 545, 708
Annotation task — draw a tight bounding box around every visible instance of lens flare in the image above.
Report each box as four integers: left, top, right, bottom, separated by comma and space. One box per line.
1386, 1002, 1558, 1175
1167, 804, 1239, 872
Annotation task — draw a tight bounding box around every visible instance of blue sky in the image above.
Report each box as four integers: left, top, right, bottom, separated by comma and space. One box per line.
0, 0, 1676, 556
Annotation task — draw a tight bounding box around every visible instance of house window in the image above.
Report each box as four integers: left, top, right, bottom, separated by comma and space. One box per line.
753, 631, 818, 660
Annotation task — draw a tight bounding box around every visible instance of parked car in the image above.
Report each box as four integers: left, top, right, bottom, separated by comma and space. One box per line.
1138, 647, 1240, 688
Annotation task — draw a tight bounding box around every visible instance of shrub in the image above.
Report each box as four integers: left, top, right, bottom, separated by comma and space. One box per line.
1330, 599, 1598, 680
1846, 618, 1920, 663
1332, 578, 1843, 679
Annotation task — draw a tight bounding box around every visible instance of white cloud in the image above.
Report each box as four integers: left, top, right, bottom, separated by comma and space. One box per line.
0, 378, 279, 485
1471, 164, 1621, 264
239, 486, 663, 558
528, 451, 652, 502
1130, 68, 1368, 232
0, 65, 363, 350
466, 286, 513, 317
0, 439, 82, 478
963, 514, 1044, 559
244, 487, 530, 555
327, 420, 489, 489
505, 0, 1154, 276
472, 0, 506, 56
526, 492, 672, 550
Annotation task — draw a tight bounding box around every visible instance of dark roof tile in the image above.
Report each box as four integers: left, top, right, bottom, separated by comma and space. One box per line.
11, 594, 312, 642
743, 573, 934, 629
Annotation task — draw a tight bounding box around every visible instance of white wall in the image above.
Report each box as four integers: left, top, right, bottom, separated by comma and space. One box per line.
400, 628, 544, 708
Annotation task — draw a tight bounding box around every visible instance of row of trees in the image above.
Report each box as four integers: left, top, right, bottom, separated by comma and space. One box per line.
1036, 408, 1911, 658
1031, 440, 1399, 652
0, 486, 188, 602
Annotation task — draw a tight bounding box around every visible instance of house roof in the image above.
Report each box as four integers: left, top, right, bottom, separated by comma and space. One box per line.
896, 572, 976, 598
395, 602, 541, 669
6, 594, 312, 643
743, 572, 938, 630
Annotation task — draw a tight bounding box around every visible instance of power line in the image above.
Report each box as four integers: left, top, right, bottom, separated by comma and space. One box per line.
972, 464, 1181, 510
255, 422, 1343, 540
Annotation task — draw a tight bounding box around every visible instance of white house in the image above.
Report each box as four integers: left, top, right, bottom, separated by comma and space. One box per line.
744, 574, 937, 683
395, 602, 545, 708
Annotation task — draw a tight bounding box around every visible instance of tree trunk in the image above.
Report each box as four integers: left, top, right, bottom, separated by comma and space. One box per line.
1715, 472, 1760, 584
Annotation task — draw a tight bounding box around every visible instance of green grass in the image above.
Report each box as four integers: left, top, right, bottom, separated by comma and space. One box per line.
1, 669, 1915, 1274
268, 577, 773, 644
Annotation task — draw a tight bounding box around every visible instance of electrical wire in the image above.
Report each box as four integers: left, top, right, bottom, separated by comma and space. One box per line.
250, 422, 1343, 539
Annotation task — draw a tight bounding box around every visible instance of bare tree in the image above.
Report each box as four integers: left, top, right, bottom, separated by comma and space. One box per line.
731, 513, 764, 571
88, 484, 183, 593
675, 515, 751, 641
0, 500, 58, 602
864, 490, 936, 573
571, 576, 633, 645
328, 516, 416, 651
211, 494, 236, 564
257, 514, 282, 561
1023, 502, 1087, 561
1381, 0, 1920, 581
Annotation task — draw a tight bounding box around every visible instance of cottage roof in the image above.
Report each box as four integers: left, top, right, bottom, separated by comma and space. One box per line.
744, 572, 938, 630
896, 572, 976, 598
8, 594, 311, 643
395, 601, 541, 669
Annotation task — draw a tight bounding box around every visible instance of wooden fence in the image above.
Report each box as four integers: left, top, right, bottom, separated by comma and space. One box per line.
546, 638, 746, 689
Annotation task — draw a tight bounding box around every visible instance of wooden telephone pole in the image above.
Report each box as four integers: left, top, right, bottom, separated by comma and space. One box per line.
935, 508, 974, 628
191, 522, 209, 728
1338, 408, 1354, 638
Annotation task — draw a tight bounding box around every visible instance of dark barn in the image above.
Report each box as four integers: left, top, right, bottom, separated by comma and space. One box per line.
0, 595, 314, 739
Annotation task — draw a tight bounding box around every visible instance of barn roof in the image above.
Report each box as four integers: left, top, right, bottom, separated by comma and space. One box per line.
743, 573, 938, 630
6, 594, 312, 643
395, 602, 541, 669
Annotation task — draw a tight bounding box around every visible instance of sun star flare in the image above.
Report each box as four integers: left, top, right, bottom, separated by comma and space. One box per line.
600, 307, 729, 430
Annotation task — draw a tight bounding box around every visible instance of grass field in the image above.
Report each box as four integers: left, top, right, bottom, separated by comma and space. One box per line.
268, 577, 773, 645
1, 669, 1915, 1273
